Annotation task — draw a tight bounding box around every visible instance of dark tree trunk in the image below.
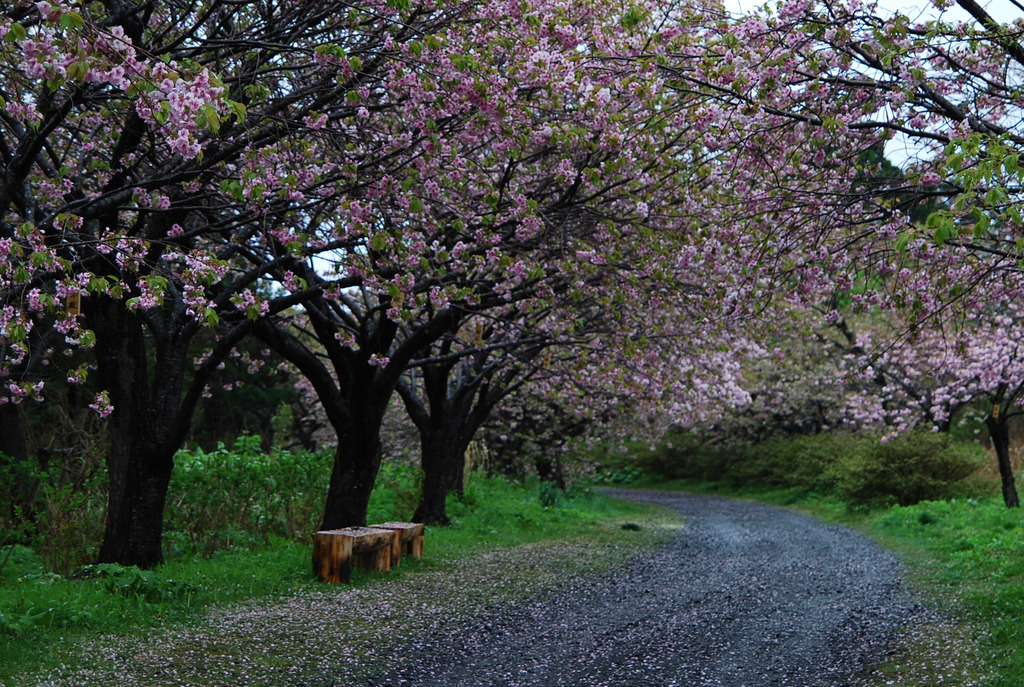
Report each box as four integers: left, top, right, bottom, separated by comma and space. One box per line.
254, 317, 390, 531
416, 441, 450, 525
320, 436, 381, 530
533, 453, 567, 491
414, 425, 471, 525
319, 391, 389, 530
399, 358, 493, 526
97, 437, 175, 568
90, 296, 187, 568
0, 404, 27, 464
986, 414, 1020, 509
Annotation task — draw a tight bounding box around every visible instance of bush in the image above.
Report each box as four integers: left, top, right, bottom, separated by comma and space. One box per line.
618, 432, 734, 482
629, 428, 986, 509
832, 431, 988, 507
731, 433, 850, 493
626, 431, 852, 493
167, 438, 425, 554
166, 436, 330, 552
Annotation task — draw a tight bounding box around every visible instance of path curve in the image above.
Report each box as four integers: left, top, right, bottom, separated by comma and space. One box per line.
361, 489, 919, 687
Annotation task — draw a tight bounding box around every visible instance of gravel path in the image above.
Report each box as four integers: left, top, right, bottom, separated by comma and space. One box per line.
361, 489, 920, 687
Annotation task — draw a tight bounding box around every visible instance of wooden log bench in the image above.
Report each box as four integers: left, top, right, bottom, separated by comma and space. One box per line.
369, 522, 425, 567
312, 526, 398, 584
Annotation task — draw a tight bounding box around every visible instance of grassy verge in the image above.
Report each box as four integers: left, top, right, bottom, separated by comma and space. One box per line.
1, 477, 680, 686
638, 476, 1019, 686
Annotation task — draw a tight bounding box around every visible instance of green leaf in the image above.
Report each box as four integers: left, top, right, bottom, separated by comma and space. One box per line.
6, 23, 27, 42
59, 11, 85, 30
621, 6, 648, 30
985, 187, 1007, 206
895, 231, 914, 254
973, 213, 990, 237
64, 61, 83, 82
227, 100, 246, 124
1003, 153, 1020, 176
200, 103, 221, 134
409, 198, 424, 213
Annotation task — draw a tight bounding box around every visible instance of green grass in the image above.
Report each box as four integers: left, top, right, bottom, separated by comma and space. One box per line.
867, 498, 1024, 686
0, 475, 680, 686
0, 538, 317, 682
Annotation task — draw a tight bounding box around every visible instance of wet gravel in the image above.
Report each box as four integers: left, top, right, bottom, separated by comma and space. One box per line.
359, 490, 920, 687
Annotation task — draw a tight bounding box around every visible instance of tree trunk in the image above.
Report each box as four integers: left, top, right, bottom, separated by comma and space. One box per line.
986, 415, 1020, 508
97, 437, 174, 568
320, 401, 388, 530
91, 296, 186, 568
414, 426, 469, 525
253, 317, 399, 532
533, 455, 567, 491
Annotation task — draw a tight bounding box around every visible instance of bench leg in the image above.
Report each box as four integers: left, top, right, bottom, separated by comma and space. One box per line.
313, 535, 353, 583
405, 533, 424, 558
355, 542, 393, 573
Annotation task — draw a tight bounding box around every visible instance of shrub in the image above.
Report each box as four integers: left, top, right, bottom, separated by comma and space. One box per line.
832, 431, 988, 507
626, 428, 986, 509
730, 433, 851, 493
167, 439, 425, 554
622, 432, 734, 482
166, 436, 330, 552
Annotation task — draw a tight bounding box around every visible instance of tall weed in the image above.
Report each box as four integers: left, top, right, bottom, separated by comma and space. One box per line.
0, 452, 106, 576
165, 436, 330, 553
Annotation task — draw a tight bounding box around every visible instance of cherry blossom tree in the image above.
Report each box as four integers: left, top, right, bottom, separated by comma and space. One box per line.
0, 0, 464, 565
835, 299, 1024, 508
239, 0, 770, 529
395, 315, 552, 523
750, 0, 1024, 508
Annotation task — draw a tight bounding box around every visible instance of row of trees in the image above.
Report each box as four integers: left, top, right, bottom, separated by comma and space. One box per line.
3, 0, 1024, 567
